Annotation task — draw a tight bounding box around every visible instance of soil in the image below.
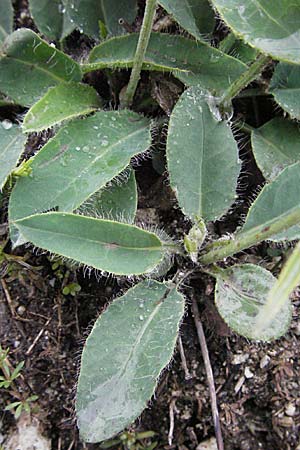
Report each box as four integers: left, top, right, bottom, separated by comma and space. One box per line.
1, 2, 300, 450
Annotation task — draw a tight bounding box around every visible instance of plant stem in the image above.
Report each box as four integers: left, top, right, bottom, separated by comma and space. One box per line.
199, 206, 300, 265
218, 32, 236, 54
121, 0, 157, 108
191, 297, 224, 450
220, 54, 270, 107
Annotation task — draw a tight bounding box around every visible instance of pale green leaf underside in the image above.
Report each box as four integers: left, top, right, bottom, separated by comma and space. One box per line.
79, 169, 137, 223
270, 63, 300, 120
86, 33, 247, 95
241, 162, 300, 241
29, 0, 75, 41
210, 0, 300, 64
0, 0, 13, 45
167, 87, 240, 221
0, 28, 82, 106
76, 280, 185, 442
9, 110, 151, 228
23, 82, 102, 133
158, 0, 215, 39
0, 122, 26, 190
63, 0, 137, 38
13, 213, 164, 275
255, 242, 300, 338
214, 264, 291, 341
252, 118, 300, 181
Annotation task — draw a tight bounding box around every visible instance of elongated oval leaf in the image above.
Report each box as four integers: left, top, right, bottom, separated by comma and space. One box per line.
0, 0, 13, 45
64, 0, 137, 38
167, 87, 240, 222
9, 111, 151, 226
158, 0, 215, 39
29, 0, 75, 41
23, 82, 102, 133
210, 0, 300, 64
270, 63, 300, 120
252, 118, 300, 181
76, 280, 185, 442
0, 122, 26, 190
0, 28, 82, 106
241, 162, 300, 241
85, 33, 247, 95
13, 213, 164, 275
213, 264, 291, 341
79, 169, 137, 223
255, 242, 300, 338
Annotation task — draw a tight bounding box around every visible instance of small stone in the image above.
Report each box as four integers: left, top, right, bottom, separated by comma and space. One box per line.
2, 119, 13, 130
244, 367, 254, 379
196, 437, 218, 450
285, 403, 296, 417
260, 354, 271, 369
14, 340, 20, 348
294, 322, 300, 336
232, 353, 249, 365
17, 305, 26, 316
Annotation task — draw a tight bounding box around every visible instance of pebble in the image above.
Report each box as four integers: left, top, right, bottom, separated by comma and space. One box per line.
232, 353, 249, 365
244, 367, 254, 379
285, 403, 296, 417
17, 305, 26, 316
260, 354, 271, 369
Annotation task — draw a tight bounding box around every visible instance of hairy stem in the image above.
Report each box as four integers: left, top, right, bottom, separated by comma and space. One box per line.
121, 0, 157, 108
199, 206, 300, 265
220, 54, 270, 107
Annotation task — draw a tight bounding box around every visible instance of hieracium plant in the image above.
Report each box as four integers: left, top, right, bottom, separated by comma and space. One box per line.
1, 0, 300, 444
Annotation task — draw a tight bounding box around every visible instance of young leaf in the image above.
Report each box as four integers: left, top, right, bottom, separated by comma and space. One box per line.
22, 82, 102, 133
167, 87, 240, 222
29, 0, 75, 41
241, 162, 300, 241
254, 242, 300, 339
13, 213, 164, 275
63, 0, 137, 38
0, 0, 13, 45
252, 118, 300, 181
85, 33, 247, 95
0, 28, 82, 106
212, 264, 291, 341
9, 111, 151, 225
0, 122, 26, 190
270, 63, 300, 120
76, 280, 185, 442
79, 169, 137, 223
158, 0, 215, 39
210, 0, 300, 64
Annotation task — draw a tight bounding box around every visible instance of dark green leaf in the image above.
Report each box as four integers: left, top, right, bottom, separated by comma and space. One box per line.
23, 82, 102, 132
270, 63, 300, 120
0, 0, 13, 45
13, 213, 164, 275
76, 280, 184, 441
0, 28, 82, 106
0, 122, 26, 190
167, 87, 240, 221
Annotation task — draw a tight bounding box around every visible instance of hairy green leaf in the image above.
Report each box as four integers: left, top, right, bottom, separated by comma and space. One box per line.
85, 33, 247, 95
13, 213, 164, 275
76, 280, 184, 442
0, 122, 26, 190
9, 111, 151, 227
29, 0, 75, 41
63, 0, 137, 38
270, 63, 300, 120
23, 82, 102, 133
241, 162, 300, 241
0, 28, 82, 106
167, 87, 240, 222
0, 0, 13, 45
210, 0, 300, 64
252, 118, 300, 181
254, 242, 300, 338
79, 169, 137, 223
213, 264, 291, 341
158, 0, 215, 39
